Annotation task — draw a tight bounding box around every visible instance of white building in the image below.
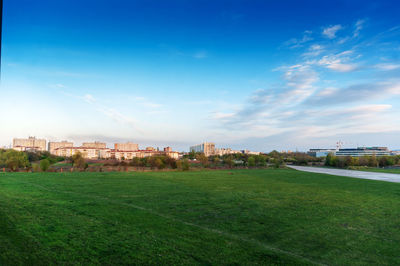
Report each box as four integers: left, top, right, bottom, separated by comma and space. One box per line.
190, 142, 215, 156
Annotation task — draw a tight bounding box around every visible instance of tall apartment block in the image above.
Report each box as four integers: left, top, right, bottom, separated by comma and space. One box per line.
190, 142, 215, 156
13, 137, 47, 152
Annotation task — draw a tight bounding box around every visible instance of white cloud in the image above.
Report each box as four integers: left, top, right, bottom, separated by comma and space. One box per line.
284, 30, 313, 48
84, 94, 96, 104
375, 63, 400, 71
318, 51, 358, 72
322, 24, 343, 39
354, 19, 365, 37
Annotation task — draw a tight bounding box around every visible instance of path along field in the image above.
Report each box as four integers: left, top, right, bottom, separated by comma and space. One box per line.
1, 169, 400, 265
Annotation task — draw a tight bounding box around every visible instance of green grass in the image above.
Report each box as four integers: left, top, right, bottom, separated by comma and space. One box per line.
1, 169, 400, 265
350, 166, 400, 174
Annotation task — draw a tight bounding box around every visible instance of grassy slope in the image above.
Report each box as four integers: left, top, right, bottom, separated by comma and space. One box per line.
0, 169, 400, 265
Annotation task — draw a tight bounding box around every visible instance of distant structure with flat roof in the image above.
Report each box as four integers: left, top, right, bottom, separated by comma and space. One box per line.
13, 137, 46, 152
190, 142, 216, 156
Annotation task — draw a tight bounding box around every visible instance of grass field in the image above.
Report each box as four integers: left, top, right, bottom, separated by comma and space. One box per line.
352, 167, 400, 174
1, 169, 400, 265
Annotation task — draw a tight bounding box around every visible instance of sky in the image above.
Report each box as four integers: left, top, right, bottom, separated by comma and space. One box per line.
1, 0, 400, 152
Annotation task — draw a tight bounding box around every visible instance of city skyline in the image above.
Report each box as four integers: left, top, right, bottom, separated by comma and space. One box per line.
1, 0, 400, 151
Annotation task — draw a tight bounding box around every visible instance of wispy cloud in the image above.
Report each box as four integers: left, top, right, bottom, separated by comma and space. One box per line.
322, 24, 342, 39
211, 19, 400, 143
353, 19, 365, 37
284, 30, 313, 48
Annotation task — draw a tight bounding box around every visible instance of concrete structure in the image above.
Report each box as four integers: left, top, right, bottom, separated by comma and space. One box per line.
391, 150, 400, 156
336, 147, 390, 157
114, 142, 139, 151
13, 137, 46, 152
307, 149, 337, 157
82, 141, 107, 149
190, 142, 215, 156
48, 141, 73, 155
54, 147, 111, 159
214, 148, 242, 156
242, 149, 261, 155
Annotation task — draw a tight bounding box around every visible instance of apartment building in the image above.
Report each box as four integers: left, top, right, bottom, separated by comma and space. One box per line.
48, 141, 73, 155
13, 137, 47, 152
190, 142, 215, 156
114, 142, 139, 151
82, 141, 107, 149
54, 147, 111, 159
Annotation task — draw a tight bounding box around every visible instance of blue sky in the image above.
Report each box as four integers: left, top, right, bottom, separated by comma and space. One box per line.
1, 0, 400, 151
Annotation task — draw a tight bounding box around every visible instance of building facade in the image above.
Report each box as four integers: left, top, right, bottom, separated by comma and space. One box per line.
190, 142, 215, 156
13, 137, 47, 152
48, 141, 74, 155
307, 149, 337, 157
114, 142, 139, 151
335, 147, 391, 157
54, 147, 111, 159
82, 141, 107, 149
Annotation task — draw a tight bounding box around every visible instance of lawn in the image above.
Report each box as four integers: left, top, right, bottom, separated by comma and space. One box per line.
1, 169, 400, 265
351, 167, 400, 174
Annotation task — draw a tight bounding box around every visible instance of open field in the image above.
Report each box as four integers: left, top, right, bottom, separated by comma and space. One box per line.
352, 167, 400, 174
1, 169, 400, 265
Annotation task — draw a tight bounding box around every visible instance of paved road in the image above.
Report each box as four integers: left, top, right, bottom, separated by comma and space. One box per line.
288, 165, 400, 183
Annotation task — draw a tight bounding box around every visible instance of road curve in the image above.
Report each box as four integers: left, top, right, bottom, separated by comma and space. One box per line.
287, 165, 400, 183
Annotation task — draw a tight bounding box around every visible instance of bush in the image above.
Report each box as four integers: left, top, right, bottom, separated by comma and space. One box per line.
39, 159, 50, 172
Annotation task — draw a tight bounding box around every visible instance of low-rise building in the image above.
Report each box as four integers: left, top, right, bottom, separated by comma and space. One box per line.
335, 147, 391, 157
307, 149, 337, 157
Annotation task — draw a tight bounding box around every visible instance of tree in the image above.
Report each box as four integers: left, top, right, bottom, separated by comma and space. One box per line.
258, 156, 267, 167
247, 156, 256, 167
196, 153, 209, 167
223, 158, 234, 168
3, 150, 29, 171
72, 152, 86, 169
188, 150, 196, 160
39, 159, 50, 172
178, 158, 190, 171
368, 155, 378, 167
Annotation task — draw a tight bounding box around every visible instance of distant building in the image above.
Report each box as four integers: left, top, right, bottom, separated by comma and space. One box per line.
146, 147, 155, 151
391, 150, 400, 156
164, 147, 172, 152
307, 149, 337, 157
54, 147, 111, 159
214, 148, 242, 156
242, 150, 261, 155
82, 141, 107, 149
13, 137, 46, 152
336, 147, 391, 157
48, 141, 73, 155
190, 142, 215, 156
114, 142, 139, 151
